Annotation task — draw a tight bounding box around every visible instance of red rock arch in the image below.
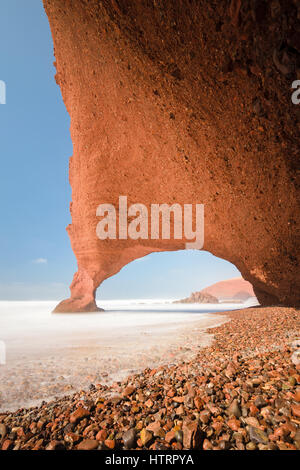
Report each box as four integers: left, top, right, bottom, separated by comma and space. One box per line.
43, 0, 300, 311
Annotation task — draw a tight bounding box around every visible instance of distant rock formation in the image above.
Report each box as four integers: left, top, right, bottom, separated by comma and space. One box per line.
201, 277, 256, 302
174, 292, 218, 304
174, 277, 255, 304
234, 291, 253, 302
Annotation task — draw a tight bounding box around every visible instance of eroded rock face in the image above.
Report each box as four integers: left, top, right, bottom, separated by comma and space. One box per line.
43, 0, 300, 312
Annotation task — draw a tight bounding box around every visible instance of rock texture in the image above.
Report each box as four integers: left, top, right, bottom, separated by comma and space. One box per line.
201, 277, 255, 302
43, 0, 300, 312
174, 292, 219, 304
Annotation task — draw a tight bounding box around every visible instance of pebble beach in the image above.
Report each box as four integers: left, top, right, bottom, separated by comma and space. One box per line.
0, 306, 299, 451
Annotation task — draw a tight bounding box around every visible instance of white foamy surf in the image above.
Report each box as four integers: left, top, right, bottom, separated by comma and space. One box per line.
0, 299, 256, 411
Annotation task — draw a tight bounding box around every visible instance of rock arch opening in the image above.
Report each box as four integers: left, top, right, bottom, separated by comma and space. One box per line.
95, 250, 256, 306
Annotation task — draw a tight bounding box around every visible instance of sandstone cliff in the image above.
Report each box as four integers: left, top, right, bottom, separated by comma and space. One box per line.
43, 0, 300, 312
201, 277, 255, 302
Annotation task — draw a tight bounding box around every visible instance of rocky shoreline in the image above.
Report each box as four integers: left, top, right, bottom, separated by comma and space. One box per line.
0, 306, 299, 451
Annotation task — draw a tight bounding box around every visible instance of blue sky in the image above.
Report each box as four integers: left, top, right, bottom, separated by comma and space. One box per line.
0, 1, 240, 301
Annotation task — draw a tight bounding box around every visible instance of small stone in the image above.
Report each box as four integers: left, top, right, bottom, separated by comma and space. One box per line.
46, 440, 65, 450
252, 378, 261, 387
258, 443, 269, 450
291, 350, 300, 367
248, 426, 269, 445
110, 396, 122, 405
291, 404, 300, 418
140, 429, 153, 447
227, 417, 240, 431
249, 404, 259, 416
294, 430, 300, 447
123, 386, 135, 397
199, 409, 211, 424
64, 423, 74, 434
83, 423, 97, 436
2, 440, 13, 451
122, 429, 136, 449
268, 442, 278, 451
233, 432, 243, 443
254, 396, 267, 409
288, 376, 296, 387
236, 442, 245, 450
0, 424, 7, 440
184, 395, 194, 408
173, 396, 184, 403
165, 430, 176, 444
104, 439, 115, 449
202, 438, 213, 450
77, 439, 99, 450
219, 440, 230, 450
146, 421, 162, 436
282, 383, 291, 390
260, 406, 272, 420
182, 421, 203, 449
70, 407, 90, 424
96, 429, 108, 441
246, 441, 257, 450
64, 433, 81, 444
175, 430, 183, 443
273, 427, 286, 439
29, 422, 37, 433
244, 417, 260, 427
32, 439, 44, 450
227, 399, 241, 418
225, 362, 237, 378
194, 396, 203, 410
145, 399, 153, 408
176, 405, 184, 415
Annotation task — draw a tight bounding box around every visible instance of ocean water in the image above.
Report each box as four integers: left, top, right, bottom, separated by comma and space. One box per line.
0, 298, 257, 411
0, 298, 258, 358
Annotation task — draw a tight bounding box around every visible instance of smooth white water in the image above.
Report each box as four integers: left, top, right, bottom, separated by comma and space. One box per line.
0, 299, 256, 411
